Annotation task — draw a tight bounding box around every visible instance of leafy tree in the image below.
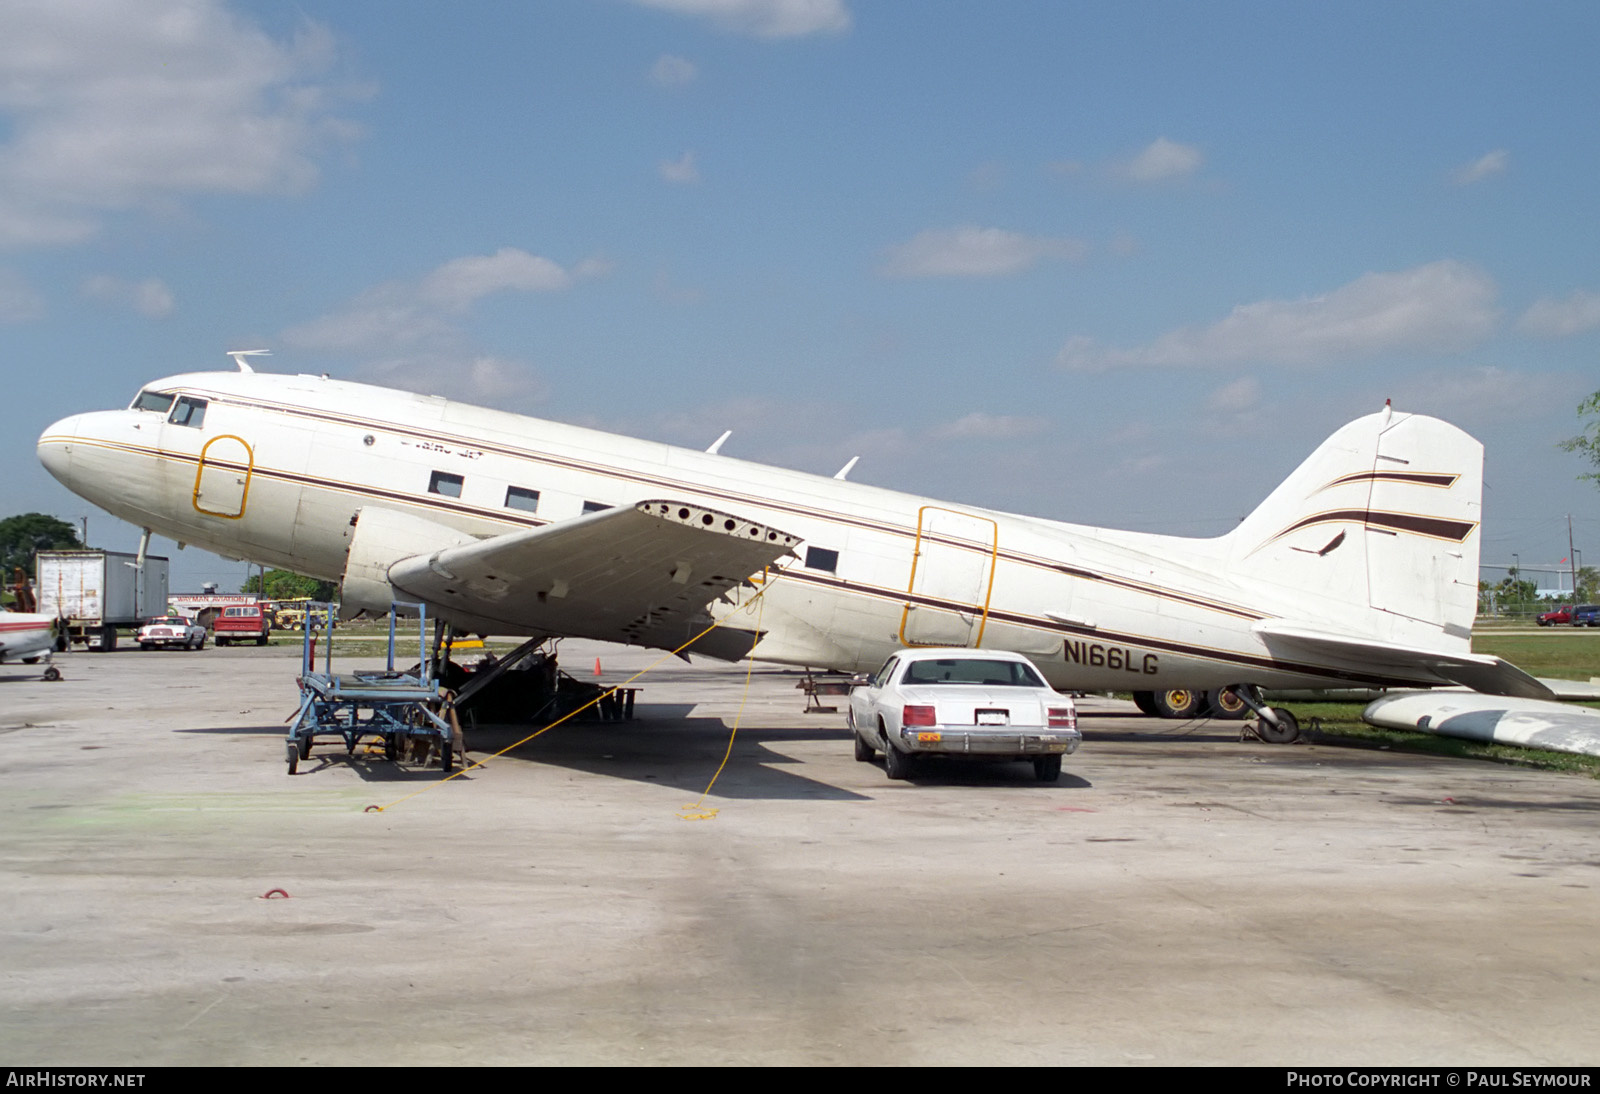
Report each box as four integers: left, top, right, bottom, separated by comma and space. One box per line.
1, 512, 82, 580
1577, 566, 1600, 603
243, 569, 338, 602
1561, 390, 1600, 487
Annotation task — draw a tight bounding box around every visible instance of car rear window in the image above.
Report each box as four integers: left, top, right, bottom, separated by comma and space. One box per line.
902, 659, 1045, 687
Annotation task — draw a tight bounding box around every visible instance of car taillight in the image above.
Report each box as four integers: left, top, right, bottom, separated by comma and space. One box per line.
1048, 706, 1077, 729
902, 705, 937, 727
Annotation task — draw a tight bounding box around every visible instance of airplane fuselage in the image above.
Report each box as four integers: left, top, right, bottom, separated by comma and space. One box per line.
37, 371, 1462, 692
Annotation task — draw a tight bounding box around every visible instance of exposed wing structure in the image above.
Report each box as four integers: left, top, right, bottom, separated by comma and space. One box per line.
386, 499, 800, 659
1254, 621, 1555, 700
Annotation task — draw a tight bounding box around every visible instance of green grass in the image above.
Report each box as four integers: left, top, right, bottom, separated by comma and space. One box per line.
1471, 632, 1600, 681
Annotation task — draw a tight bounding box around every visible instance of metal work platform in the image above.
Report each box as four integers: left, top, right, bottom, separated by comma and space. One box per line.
285, 603, 455, 775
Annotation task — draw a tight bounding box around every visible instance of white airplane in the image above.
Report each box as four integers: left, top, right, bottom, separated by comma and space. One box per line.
0, 609, 60, 677
35, 360, 1550, 737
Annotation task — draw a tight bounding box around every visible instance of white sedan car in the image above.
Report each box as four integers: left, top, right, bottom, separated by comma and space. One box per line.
136, 615, 207, 651
848, 648, 1081, 782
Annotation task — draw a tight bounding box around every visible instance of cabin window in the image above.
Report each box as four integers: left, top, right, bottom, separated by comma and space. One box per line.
429, 471, 464, 498
582, 500, 611, 514
132, 389, 175, 414
505, 486, 540, 513
168, 396, 208, 428
804, 546, 839, 573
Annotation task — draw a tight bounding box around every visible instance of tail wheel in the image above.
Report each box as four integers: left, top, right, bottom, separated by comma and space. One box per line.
1256, 707, 1301, 744
1151, 689, 1204, 719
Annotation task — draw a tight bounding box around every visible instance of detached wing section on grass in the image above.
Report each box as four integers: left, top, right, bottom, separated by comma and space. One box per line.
388, 499, 800, 659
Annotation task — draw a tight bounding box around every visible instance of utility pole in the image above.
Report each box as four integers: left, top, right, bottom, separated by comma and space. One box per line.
1571, 515, 1578, 599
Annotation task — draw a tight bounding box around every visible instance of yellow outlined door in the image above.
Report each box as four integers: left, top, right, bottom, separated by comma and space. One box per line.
193, 435, 254, 519
899, 506, 998, 647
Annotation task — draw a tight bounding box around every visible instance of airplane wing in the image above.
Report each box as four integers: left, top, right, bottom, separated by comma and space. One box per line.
386, 500, 800, 660
1254, 621, 1556, 700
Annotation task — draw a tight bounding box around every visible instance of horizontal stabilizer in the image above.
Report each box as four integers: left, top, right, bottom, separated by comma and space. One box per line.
1254, 621, 1555, 700
1364, 692, 1600, 758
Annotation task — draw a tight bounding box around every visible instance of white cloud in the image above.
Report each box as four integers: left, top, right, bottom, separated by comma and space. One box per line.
284, 247, 602, 354
1453, 149, 1508, 185
631, 0, 851, 38
0, 0, 364, 248
1059, 260, 1498, 370
82, 274, 175, 318
0, 268, 45, 321
1204, 376, 1262, 414
362, 353, 546, 405
649, 54, 698, 87
934, 412, 1046, 440
659, 151, 700, 184
878, 226, 1087, 279
1518, 289, 1600, 338
1117, 137, 1203, 183
1387, 366, 1579, 425
418, 248, 572, 312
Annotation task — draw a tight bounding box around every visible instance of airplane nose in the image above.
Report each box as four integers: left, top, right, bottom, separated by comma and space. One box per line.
37, 413, 82, 487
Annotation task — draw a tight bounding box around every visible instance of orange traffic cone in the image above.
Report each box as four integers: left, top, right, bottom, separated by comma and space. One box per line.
594, 657, 602, 676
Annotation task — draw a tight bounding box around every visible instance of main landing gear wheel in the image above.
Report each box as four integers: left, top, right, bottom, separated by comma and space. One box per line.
1151, 689, 1205, 719
1255, 707, 1301, 744
42, 666, 62, 682
1206, 686, 1252, 720
1032, 754, 1062, 783
1130, 691, 1159, 716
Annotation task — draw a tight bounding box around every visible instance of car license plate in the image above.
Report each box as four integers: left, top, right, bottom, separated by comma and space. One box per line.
976, 710, 1007, 726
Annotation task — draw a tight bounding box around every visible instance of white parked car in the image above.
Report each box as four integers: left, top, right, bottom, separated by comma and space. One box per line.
848, 648, 1081, 782
136, 615, 207, 651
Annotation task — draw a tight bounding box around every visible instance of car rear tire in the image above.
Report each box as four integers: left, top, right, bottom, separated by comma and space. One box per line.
1033, 754, 1062, 783
854, 732, 874, 762
883, 737, 913, 781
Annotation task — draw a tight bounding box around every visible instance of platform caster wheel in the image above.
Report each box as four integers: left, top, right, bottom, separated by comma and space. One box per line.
441, 741, 454, 773
286, 744, 299, 775
298, 737, 312, 760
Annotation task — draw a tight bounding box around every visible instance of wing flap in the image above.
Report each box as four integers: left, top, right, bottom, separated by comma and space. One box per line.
387, 499, 799, 652
1254, 620, 1554, 700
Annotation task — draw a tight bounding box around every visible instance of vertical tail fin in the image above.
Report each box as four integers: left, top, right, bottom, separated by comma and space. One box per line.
1225, 406, 1482, 649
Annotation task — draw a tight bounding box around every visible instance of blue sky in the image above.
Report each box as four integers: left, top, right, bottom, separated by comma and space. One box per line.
3, 0, 1598, 593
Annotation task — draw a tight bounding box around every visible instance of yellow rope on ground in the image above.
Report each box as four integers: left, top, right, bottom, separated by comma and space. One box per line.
372, 570, 782, 813
676, 571, 770, 821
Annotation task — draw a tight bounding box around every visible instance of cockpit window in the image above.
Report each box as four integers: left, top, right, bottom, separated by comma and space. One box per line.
168, 396, 208, 428
132, 389, 175, 414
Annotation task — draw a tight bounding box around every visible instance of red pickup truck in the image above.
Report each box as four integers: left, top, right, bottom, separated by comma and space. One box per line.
213, 604, 272, 646
1536, 605, 1574, 626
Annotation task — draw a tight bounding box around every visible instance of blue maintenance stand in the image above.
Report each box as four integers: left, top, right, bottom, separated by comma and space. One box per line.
285, 602, 456, 775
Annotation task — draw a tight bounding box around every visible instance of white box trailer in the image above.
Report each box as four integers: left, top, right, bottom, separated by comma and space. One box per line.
36, 550, 171, 652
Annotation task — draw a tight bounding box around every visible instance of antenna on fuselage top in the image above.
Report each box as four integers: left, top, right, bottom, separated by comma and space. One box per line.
227, 349, 271, 373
